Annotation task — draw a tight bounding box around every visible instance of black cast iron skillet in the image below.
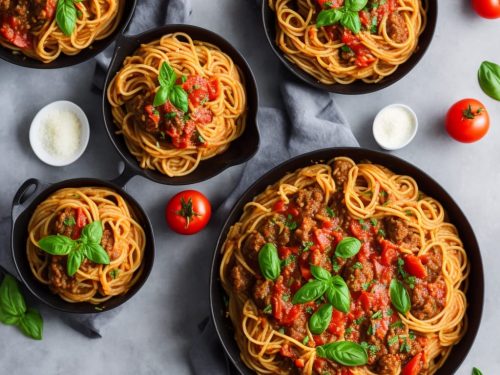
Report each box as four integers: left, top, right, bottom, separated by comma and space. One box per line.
210, 147, 483, 374
10, 173, 155, 314
102, 24, 260, 185
262, 0, 438, 94
0, 0, 137, 69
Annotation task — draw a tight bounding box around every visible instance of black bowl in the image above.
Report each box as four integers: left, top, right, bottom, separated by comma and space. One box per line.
10, 176, 155, 314
210, 147, 483, 374
0, 0, 136, 69
102, 24, 260, 186
262, 0, 438, 94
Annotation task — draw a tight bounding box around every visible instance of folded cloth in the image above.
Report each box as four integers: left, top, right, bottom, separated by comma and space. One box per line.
189, 82, 358, 374
0, 0, 193, 339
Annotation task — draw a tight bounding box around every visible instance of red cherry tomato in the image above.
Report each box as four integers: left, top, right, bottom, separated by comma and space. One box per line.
165, 190, 211, 235
402, 352, 423, 375
445, 99, 489, 143
472, 0, 500, 18
404, 254, 427, 279
208, 78, 221, 101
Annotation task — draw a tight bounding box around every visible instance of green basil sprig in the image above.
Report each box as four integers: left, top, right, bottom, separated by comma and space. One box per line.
478, 61, 500, 101
38, 221, 110, 276
316, 341, 368, 366
335, 237, 361, 259
258, 243, 281, 281
293, 265, 351, 313
56, 0, 82, 36
309, 303, 333, 334
153, 61, 189, 111
316, 0, 368, 34
390, 279, 411, 314
0, 275, 43, 340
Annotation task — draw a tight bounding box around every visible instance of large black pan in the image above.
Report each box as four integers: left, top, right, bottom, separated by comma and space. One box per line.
262, 0, 438, 94
102, 24, 260, 185
0, 0, 137, 69
10, 173, 155, 314
210, 147, 483, 374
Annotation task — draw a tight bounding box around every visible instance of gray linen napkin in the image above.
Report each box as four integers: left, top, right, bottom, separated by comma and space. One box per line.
0, 0, 193, 339
189, 82, 358, 374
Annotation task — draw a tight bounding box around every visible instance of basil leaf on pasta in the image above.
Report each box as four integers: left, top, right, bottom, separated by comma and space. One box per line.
169, 85, 189, 113
67, 250, 84, 277
390, 279, 411, 314
153, 86, 170, 107
81, 220, 103, 244
85, 243, 110, 265
316, 9, 344, 28
292, 280, 328, 304
38, 235, 75, 256
158, 62, 176, 89
0, 275, 26, 317
18, 308, 43, 340
335, 237, 361, 259
345, 0, 368, 12
56, 0, 78, 36
310, 265, 332, 281
258, 243, 281, 281
316, 341, 368, 366
309, 304, 333, 335
340, 11, 361, 34
326, 275, 351, 313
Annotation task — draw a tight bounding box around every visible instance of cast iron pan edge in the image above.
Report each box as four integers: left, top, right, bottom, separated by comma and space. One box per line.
210, 147, 483, 375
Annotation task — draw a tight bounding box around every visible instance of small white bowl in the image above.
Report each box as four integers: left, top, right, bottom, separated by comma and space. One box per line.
372, 104, 418, 151
29, 101, 90, 167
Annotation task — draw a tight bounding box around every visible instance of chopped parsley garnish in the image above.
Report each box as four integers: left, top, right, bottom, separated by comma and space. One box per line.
371, 311, 382, 320
360, 341, 379, 355
400, 338, 411, 353
183, 113, 191, 121
367, 324, 375, 335
94, 306, 104, 311
326, 207, 335, 218
354, 316, 365, 325
282, 293, 291, 302
352, 262, 363, 270
388, 336, 399, 346
263, 305, 272, 314
405, 210, 412, 216
323, 1, 333, 8
159, 131, 166, 140
345, 326, 353, 335
305, 306, 314, 314
64, 216, 76, 227
341, 45, 352, 53
370, 218, 378, 226
362, 279, 376, 291
386, 308, 393, 316
278, 327, 285, 334
109, 269, 120, 279
285, 214, 298, 231
280, 255, 296, 268
197, 133, 205, 144
302, 336, 310, 345
301, 241, 314, 253
370, 16, 378, 34
165, 112, 176, 119
390, 320, 404, 330
332, 258, 341, 273
200, 96, 208, 105
378, 229, 386, 237
153, 109, 160, 116
409, 331, 416, 340
398, 257, 416, 289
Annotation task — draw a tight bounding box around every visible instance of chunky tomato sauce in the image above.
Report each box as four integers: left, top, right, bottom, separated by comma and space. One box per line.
141, 75, 220, 149
230, 159, 446, 374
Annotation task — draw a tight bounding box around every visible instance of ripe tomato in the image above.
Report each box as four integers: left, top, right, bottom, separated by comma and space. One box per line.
165, 190, 211, 235
445, 99, 489, 143
472, 0, 500, 18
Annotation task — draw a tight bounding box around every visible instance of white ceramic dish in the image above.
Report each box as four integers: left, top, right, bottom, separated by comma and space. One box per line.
29, 101, 90, 167
372, 103, 418, 151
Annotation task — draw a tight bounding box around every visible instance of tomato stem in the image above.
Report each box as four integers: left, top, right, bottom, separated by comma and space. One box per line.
177, 197, 200, 228
462, 104, 482, 119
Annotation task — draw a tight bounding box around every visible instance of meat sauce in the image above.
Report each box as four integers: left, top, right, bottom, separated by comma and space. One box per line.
229, 160, 446, 374
316, 0, 409, 68
47, 208, 117, 293
138, 75, 221, 149
0, 0, 56, 49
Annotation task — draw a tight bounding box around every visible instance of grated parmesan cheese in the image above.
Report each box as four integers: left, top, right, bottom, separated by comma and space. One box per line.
40, 110, 82, 160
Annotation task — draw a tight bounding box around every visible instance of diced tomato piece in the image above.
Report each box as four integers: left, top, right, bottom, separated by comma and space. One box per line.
299, 253, 312, 280
313, 358, 327, 373
359, 11, 371, 26
371, 284, 390, 310
288, 206, 300, 217
313, 229, 331, 251
295, 358, 305, 368
375, 316, 390, 339
207, 78, 221, 101
272, 296, 283, 321
404, 254, 427, 279
402, 352, 423, 375
358, 291, 371, 311
357, 242, 371, 263
331, 230, 343, 246
273, 200, 287, 213
327, 309, 346, 336
280, 344, 294, 358
349, 219, 367, 240
281, 306, 302, 326
380, 239, 399, 266
191, 107, 213, 124
189, 88, 209, 107
321, 219, 334, 229
71, 208, 87, 240
279, 246, 292, 259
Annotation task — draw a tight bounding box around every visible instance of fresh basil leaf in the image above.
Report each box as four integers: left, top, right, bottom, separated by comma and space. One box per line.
158, 62, 176, 89
345, 0, 369, 11
292, 280, 328, 304
84, 243, 110, 265
0, 275, 26, 317
309, 304, 333, 335
258, 243, 281, 281
340, 11, 362, 34
335, 237, 361, 259
473, 368, 483, 375
153, 85, 170, 107
81, 221, 103, 244
390, 279, 411, 314
38, 235, 75, 256
316, 8, 344, 28
310, 265, 332, 281
0, 305, 20, 325
478, 61, 500, 101
56, 0, 77, 36
67, 250, 84, 277
316, 341, 368, 366
326, 275, 351, 313
169, 85, 189, 113
64, 216, 76, 227
18, 308, 43, 340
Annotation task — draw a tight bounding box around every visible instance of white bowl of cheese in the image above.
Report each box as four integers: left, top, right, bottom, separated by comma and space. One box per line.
29, 101, 90, 167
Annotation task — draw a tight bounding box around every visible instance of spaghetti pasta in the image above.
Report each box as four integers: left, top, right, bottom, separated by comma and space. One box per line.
269, 0, 426, 84
27, 187, 146, 304
220, 157, 468, 374
0, 0, 123, 63
106, 32, 247, 177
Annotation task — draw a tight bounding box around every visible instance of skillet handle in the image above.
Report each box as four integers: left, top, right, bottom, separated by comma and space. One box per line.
11, 178, 42, 222
111, 163, 136, 189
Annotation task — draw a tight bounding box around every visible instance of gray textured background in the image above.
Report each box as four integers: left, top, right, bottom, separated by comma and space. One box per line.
1, 0, 499, 374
